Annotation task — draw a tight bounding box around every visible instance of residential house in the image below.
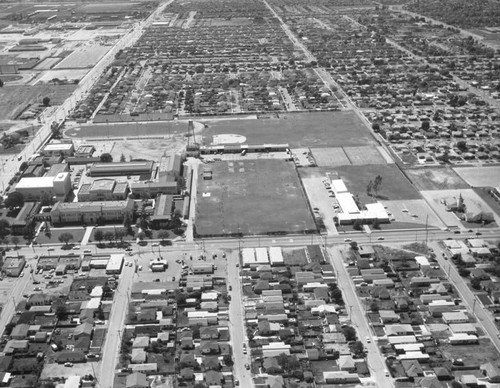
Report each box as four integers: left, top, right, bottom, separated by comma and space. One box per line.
481, 362, 500, 383
126, 372, 149, 388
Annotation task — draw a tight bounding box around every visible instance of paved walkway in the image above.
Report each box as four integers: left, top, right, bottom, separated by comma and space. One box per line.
81, 226, 94, 246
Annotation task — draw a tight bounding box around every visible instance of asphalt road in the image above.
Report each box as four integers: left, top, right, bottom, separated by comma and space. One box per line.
97, 262, 135, 388
227, 255, 253, 387
328, 246, 393, 387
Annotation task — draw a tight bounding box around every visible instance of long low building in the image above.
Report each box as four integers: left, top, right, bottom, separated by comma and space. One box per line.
88, 161, 154, 177
50, 198, 135, 225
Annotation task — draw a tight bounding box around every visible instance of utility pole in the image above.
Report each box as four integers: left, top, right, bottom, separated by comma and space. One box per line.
425, 214, 429, 247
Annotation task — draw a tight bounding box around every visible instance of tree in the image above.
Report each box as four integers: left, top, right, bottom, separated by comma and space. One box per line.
331, 288, 344, 304
471, 277, 481, 290
366, 180, 373, 197
11, 236, 19, 248
58, 232, 74, 245
342, 326, 357, 342
114, 228, 126, 242
457, 140, 467, 152
373, 175, 383, 197
450, 381, 462, 388
39, 192, 53, 206
120, 153, 126, 162
100, 153, 113, 163
353, 220, 363, 231
350, 241, 359, 251
42, 96, 50, 106
137, 231, 146, 241
104, 231, 114, 244
55, 305, 68, 320
421, 120, 430, 131
5, 192, 24, 210
223, 354, 233, 366
94, 229, 104, 243
0, 79, 4, 88
351, 341, 365, 356
0, 219, 10, 238
158, 230, 169, 242
370, 301, 379, 312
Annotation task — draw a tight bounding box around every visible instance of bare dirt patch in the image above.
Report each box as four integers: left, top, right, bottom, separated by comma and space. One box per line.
406, 167, 469, 191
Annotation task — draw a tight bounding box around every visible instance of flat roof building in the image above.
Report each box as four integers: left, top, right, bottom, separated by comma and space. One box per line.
14, 172, 71, 202
42, 142, 74, 157
89, 161, 154, 177
2, 257, 26, 277
51, 198, 135, 226
78, 179, 129, 201
106, 254, 124, 274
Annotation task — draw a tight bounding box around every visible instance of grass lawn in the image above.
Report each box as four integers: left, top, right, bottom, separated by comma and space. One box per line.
195, 159, 316, 236
202, 111, 375, 148
473, 187, 500, 219
35, 227, 86, 245
440, 339, 500, 367
405, 167, 469, 191
334, 164, 421, 204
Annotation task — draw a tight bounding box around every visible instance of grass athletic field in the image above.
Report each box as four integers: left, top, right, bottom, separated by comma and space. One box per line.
202, 111, 374, 147
195, 159, 316, 236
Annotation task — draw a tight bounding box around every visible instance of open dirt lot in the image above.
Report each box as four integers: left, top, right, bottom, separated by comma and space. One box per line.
440, 339, 500, 367
334, 164, 422, 205
406, 167, 470, 191
195, 159, 316, 236
40, 362, 96, 379
453, 166, 500, 187
0, 84, 76, 120
311, 147, 350, 167
202, 111, 375, 148
55, 45, 110, 69
65, 120, 197, 138
36, 69, 90, 84
421, 189, 500, 228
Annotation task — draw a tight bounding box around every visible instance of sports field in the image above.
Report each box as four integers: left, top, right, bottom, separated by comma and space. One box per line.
202, 111, 374, 147
406, 167, 469, 191
195, 159, 316, 236
334, 164, 421, 205
65, 121, 195, 138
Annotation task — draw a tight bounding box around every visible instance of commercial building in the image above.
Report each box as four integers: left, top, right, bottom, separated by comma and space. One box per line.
88, 161, 154, 177
2, 256, 26, 277
14, 172, 71, 202
41, 142, 74, 157
78, 179, 129, 201
331, 179, 389, 225
50, 198, 135, 225
192, 263, 214, 274
74, 145, 95, 157
106, 254, 124, 274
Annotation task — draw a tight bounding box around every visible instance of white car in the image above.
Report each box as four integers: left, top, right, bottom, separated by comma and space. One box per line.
344, 238, 352, 242
152, 243, 160, 247
72, 246, 80, 250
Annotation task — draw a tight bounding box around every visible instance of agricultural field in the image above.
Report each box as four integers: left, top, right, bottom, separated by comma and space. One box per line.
334, 164, 422, 205
203, 111, 374, 148
195, 159, 316, 236
453, 166, 500, 188
343, 146, 388, 165
405, 167, 470, 191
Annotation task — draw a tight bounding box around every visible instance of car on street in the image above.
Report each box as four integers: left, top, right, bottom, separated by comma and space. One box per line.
235, 379, 239, 386
228, 285, 232, 291
152, 243, 159, 247
64, 362, 73, 367
245, 363, 250, 370
72, 246, 80, 250
377, 237, 385, 240
344, 238, 352, 242
366, 336, 371, 343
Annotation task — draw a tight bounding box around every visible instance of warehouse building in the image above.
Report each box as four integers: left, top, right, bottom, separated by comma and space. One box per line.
14, 172, 71, 202
78, 179, 129, 201
88, 161, 154, 177
50, 198, 135, 225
